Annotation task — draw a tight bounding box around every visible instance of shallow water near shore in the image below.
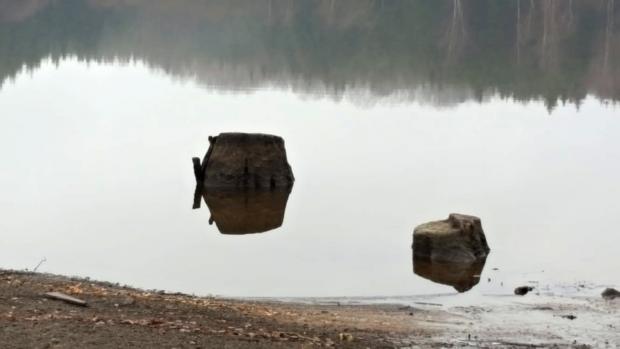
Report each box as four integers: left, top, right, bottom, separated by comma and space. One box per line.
1, 59, 617, 299
1, 0, 619, 300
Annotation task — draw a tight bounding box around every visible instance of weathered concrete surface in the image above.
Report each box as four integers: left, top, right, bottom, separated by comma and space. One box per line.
202, 188, 291, 235
199, 133, 294, 189
413, 214, 490, 263
413, 257, 486, 293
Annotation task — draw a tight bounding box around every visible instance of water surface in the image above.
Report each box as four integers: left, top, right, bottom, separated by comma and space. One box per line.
0, 0, 618, 299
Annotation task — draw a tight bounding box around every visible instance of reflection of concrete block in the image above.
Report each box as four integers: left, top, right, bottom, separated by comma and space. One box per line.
413, 257, 487, 293
202, 188, 292, 235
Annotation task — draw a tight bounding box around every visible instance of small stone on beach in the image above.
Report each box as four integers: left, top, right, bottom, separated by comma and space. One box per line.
514, 286, 534, 296
339, 333, 354, 341
602, 288, 620, 300
560, 315, 577, 320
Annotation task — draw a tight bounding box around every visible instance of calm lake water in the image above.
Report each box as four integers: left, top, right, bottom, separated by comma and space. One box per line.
1, 0, 619, 298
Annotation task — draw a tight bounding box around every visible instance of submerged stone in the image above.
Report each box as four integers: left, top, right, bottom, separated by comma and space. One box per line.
413, 257, 486, 293
412, 214, 490, 264
196, 133, 294, 189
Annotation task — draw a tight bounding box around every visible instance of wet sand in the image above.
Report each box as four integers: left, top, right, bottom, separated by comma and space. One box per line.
0, 270, 617, 348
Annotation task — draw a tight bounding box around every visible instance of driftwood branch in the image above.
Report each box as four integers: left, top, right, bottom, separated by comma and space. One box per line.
44, 292, 87, 307
33, 257, 47, 272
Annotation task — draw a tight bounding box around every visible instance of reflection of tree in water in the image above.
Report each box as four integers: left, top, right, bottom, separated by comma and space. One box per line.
0, 0, 49, 22
604, 0, 615, 71
0, 0, 618, 109
446, 0, 467, 62
592, 0, 618, 99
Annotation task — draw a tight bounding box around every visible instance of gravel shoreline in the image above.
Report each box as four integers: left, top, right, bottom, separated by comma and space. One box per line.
0, 270, 431, 348
1, 269, 618, 348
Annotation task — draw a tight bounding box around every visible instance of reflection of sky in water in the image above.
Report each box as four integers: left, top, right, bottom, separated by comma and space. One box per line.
0, 59, 619, 298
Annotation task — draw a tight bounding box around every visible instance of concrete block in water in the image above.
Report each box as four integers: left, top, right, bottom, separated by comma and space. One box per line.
196, 133, 294, 189
413, 214, 490, 264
